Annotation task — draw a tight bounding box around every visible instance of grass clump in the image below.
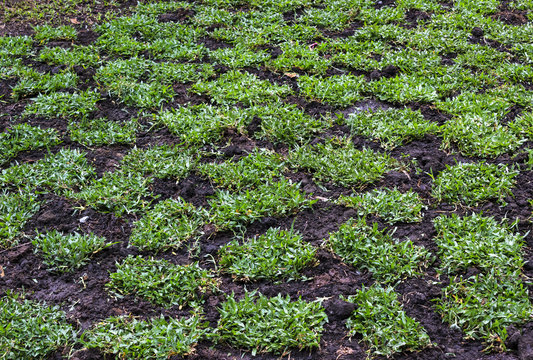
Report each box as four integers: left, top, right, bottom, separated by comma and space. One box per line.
208, 44, 271, 69
346, 108, 439, 150
0, 124, 61, 166
39, 45, 101, 67
209, 179, 314, 230
0, 191, 40, 249
0, 149, 95, 195
199, 149, 285, 191
441, 116, 523, 158
250, 104, 330, 145
121, 145, 197, 180
216, 292, 327, 355
298, 74, 366, 107
23, 90, 100, 119
96, 58, 213, 108
81, 314, 208, 360
156, 105, 250, 145
343, 285, 431, 357
289, 136, 400, 188
0, 292, 76, 360
369, 74, 440, 104
509, 110, 533, 140
73, 170, 153, 216
433, 213, 525, 275
0, 36, 33, 57
268, 41, 332, 75
218, 227, 316, 281
329, 217, 431, 283
68, 117, 138, 146
12, 69, 78, 100
190, 70, 292, 106
337, 188, 425, 224
107, 256, 217, 308
32, 230, 112, 273
431, 162, 518, 206
435, 270, 532, 347
129, 198, 206, 252
33, 25, 76, 43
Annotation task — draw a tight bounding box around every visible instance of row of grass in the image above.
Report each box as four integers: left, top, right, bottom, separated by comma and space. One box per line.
3, 284, 438, 359
0, 145, 520, 251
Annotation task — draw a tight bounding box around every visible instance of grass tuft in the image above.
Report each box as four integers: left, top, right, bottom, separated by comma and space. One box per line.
329, 217, 431, 283
289, 136, 400, 188
81, 314, 208, 359
32, 230, 112, 273
107, 256, 217, 308
337, 188, 425, 224
218, 227, 316, 281
343, 285, 431, 357
216, 291, 328, 355
0, 292, 76, 360
431, 162, 518, 206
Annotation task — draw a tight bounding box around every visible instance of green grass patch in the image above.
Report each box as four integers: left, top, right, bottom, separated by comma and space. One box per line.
509, 110, 533, 140
433, 213, 525, 275
12, 68, 78, 100
73, 170, 153, 216
0, 36, 33, 57
39, 45, 102, 67
337, 188, 425, 224
216, 292, 327, 355
208, 44, 271, 69
268, 41, 332, 75
218, 227, 316, 281
33, 25, 76, 43
0, 292, 76, 360
346, 108, 439, 150
297, 74, 367, 107
107, 256, 217, 308
81, 314, 208, 360
0, 149, 95, 195
289, 136, 400, 188
96, 58, 214, 108
32, 230, 112, 273
431, 162, 518, 206
199, 149, 285, 191
190, 70, 292, 106
121, 145, 197, 180
435, 270, 532, 347
155, 105, 250, 145
0, 191, 40, 249
0, 124, 61, 166
329, 217, 432, 283
250, 104, 330, 145
369, 73, 439, 104
209, 179, 314, 230
343, 285, 431, 357
68, 117, 138, 147
129, 198, 206, 252
441, 115, 523, 158
23, 90, 100, 119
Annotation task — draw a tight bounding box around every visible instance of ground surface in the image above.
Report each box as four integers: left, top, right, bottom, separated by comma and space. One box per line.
2, 0, 533, 359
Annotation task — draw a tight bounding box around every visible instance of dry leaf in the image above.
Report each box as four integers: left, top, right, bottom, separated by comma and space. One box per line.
0, 265, 4, 278
70, 18, 80, 24
284, 72, 299, 78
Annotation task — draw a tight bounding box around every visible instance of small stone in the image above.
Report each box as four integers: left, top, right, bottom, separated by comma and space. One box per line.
506, 326, 520, 350
518, 330, 533, 360
37, 210, 56, 224
325, 298, 356, 321
471, 27, 484, 37
79, 216, 89, 223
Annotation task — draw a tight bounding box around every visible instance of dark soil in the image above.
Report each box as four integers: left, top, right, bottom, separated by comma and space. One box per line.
1, 1, 533, 360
